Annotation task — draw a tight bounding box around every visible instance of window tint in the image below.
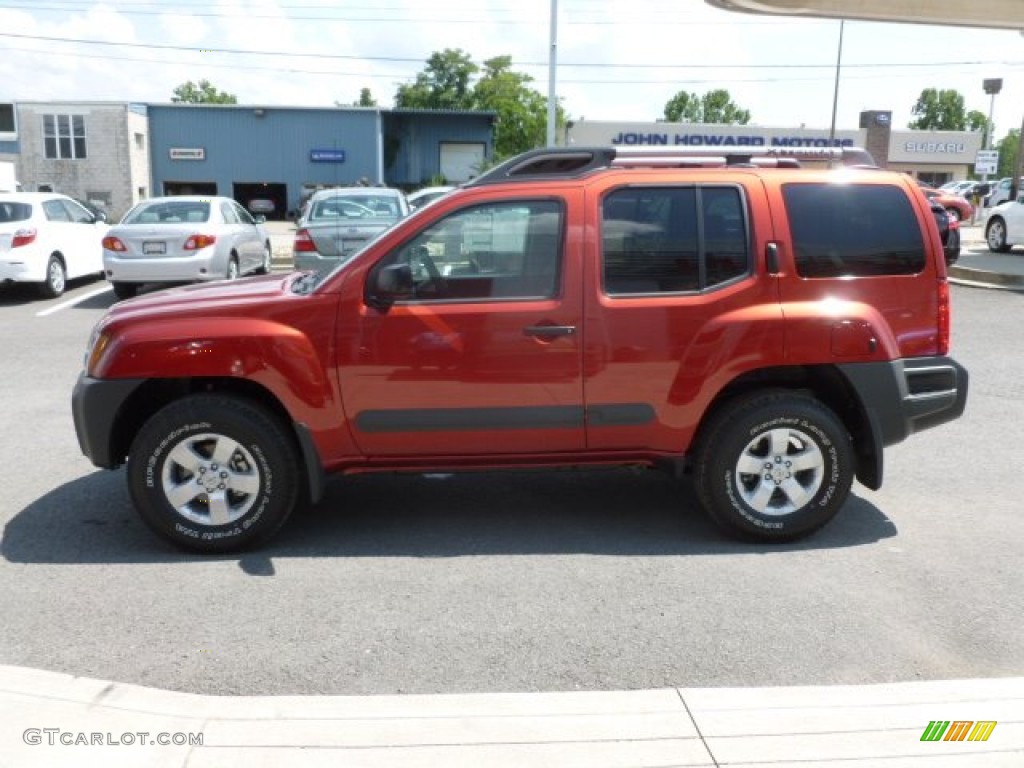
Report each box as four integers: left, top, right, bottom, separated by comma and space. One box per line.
783, 183, 926, 277
374, 200, 563, 302
0, 202, 31, 223
602, 186, 749, 295
220, 202, 239, 224
42, 199, 72, 222
233, 202, 255, 225
61, 199, 94, 224
124, 201, 210, 224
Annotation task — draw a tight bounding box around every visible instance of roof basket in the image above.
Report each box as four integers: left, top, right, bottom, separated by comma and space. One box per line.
468, 145, 876, 186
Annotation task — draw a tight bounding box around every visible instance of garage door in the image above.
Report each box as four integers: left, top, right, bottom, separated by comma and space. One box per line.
440, 143, 485, 183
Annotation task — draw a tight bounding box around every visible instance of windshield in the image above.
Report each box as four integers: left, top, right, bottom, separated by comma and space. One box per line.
122, 200, 211, 224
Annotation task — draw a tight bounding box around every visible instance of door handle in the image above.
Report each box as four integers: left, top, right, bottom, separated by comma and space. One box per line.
523, 325, 576, 338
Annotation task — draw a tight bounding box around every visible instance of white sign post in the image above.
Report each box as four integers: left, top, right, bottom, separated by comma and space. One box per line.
975, 149, 999, 175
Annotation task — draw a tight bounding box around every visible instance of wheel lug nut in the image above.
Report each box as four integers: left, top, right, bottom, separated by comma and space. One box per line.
218, 483, 225, 490
220, 471, 228, 478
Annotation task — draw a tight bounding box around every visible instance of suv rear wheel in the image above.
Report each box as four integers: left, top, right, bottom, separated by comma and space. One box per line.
694, 392, 853, 542
127, 394, 301, 553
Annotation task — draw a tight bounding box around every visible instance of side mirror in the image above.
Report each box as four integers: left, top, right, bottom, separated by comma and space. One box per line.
367, 263, 413, 310
93, 211, 108, 223
253, 214, 266, 224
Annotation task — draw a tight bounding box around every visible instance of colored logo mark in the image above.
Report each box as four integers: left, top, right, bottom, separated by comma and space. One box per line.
920, 721, 997, 742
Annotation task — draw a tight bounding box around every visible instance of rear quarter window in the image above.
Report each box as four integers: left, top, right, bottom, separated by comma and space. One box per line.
0, 202, 31, 222
783, 183, 926, 277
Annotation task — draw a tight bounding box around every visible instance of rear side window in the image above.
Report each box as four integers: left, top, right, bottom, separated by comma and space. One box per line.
0, 202, 31, 223
602, 185, 749, 295
783, 183, 926, 277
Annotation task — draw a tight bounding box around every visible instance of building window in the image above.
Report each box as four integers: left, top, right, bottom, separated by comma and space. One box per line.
134, 132, 145, 150
138, 186, 147, 199
0, 103, 15, 140
43, 114, 87, 159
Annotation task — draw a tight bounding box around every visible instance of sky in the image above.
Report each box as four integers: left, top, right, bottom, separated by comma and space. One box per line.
1, 0, 1022, 142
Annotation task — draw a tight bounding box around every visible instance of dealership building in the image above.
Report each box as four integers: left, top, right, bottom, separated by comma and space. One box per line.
0, 100, 495, 220
566, 111, 985, 187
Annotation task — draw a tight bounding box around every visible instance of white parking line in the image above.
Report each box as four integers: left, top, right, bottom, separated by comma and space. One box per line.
35, 285, 113, 317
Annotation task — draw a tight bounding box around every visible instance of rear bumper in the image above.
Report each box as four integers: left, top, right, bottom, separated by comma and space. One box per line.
103, 251, 225, 283
839, 356, 969, 448
71, 374, 146, 468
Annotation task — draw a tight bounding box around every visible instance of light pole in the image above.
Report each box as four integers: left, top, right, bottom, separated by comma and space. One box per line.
828, 20, 845, 144
981, 78, 1002, 190
546, 0, 558, 147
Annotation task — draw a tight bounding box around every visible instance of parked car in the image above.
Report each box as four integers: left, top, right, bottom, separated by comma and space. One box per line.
101, 195, 271, 300
984, 176, 1023, 208
406, 185, 455, 209
73, 145, 968, 553
0, 192, 109, 297
983, 196, 1024, 253
920, 186, 973, 222
928, 200, 960, 266
293, 187, 410, 273
247, 198, 275, 215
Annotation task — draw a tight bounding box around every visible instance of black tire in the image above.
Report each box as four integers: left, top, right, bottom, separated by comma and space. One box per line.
38, 256, 66, 298
111, 282, 138, 300
694, 391, 854, 542
127, 395, 301, 553
255, 241, 272, 275
986, 217, 1011, 253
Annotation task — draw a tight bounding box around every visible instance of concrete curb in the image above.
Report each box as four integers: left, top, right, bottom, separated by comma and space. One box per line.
2, 665, 1023, 767
949, 265, 1024, 291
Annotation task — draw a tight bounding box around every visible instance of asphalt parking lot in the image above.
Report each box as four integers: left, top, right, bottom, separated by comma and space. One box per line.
0, 250, 1022, 701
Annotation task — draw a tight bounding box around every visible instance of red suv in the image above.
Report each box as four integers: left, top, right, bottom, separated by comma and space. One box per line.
73, 146, 968, 552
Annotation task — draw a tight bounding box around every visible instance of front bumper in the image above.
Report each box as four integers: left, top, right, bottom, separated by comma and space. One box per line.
71, 374, 146, 468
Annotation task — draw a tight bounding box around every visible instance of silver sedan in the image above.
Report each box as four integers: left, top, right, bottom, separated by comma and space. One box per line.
102, 195, 272, 300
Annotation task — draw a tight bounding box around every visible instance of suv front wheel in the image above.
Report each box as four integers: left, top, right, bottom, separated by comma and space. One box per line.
694, 392, 854, 542
127, 394, 301, 553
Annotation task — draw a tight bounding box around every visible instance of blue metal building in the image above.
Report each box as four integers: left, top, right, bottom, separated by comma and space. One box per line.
147, 104, 494, 219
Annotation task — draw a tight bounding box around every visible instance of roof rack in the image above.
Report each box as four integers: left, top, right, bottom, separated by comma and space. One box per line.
467, 145, 877, 186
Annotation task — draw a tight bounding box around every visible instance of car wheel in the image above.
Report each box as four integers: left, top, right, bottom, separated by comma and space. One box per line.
694, 391, 854, 542
38, 256, 66, 298
127, 395, 301, 553
226, 257, 240, 280
255, 241, 272, 275
986, 218, 1011, 253
111, 282, 138, 300
944, 207, 961, 222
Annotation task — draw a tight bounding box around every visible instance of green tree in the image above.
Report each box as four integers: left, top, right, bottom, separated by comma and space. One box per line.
663, 89, 750, 124
353, 88, 377, 107
395, 48, 477, 110
909, 88, 968, 130
473, 55, 565, 160
997, 129, 1020, 178
171, 79, 237, 104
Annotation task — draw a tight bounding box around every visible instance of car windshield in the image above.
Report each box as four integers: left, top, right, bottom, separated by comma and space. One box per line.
308, 195, 399, 221
123, 201, 211, 224
0, 201, 31, 223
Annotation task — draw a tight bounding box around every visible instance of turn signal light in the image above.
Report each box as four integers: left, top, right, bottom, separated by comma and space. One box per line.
183, 234, 217, 250
12, 228, 37, 248
102, 236, 127, 251
293, 229, 316, 253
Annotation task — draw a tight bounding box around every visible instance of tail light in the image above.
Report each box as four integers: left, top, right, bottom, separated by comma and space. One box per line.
293, 228, 316, 253
102, 236, 127, 251
183, 234, 216, 250
11, 228, 37, 248
937, 279, 950, 356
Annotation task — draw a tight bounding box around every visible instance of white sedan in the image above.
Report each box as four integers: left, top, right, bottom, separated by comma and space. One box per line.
984, 195, 1024, 253
102, 195, 272, 300
0, 192, 109, 297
